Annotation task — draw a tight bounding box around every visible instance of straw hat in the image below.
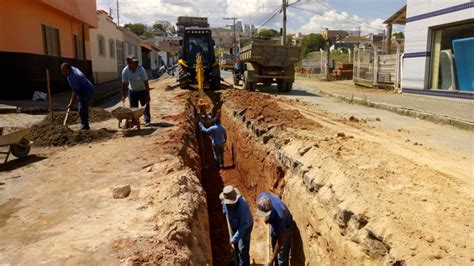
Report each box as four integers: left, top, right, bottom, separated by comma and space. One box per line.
219, 185, 241, 205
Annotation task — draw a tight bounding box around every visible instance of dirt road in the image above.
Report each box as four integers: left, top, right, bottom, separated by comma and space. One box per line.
0, 79, 211, 265
1, 76, 472, 265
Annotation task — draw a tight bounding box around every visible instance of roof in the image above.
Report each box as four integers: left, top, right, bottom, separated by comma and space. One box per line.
384, 5, 407, 25
337, 36, 371, 43
140, 42, 159, 51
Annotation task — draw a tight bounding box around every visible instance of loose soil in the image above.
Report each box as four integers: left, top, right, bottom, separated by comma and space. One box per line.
27, 108, 114, 147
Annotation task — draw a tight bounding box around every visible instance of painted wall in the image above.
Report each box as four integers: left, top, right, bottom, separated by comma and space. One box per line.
38, 0, 97, 27
403, 0, 474, 90
123, 29, 143, 65
90, 11, 124, 83
0, 0, 94, 59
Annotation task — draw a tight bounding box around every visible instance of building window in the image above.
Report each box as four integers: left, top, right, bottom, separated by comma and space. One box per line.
98, 34, 106, 56
109, 39, 115, 58
430, 21, 474, 91
42, 24, 61, 56
73, 34, 84, 59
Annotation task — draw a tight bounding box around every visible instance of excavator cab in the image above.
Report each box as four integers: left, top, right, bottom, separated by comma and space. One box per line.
177, 28, 221, 90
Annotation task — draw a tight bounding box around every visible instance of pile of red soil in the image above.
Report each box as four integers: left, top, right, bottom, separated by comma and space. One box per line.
51, 108, 112, 125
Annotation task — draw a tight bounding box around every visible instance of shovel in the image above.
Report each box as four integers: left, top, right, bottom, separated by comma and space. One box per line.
63, 107, 71, 125
225, 212, 239, 266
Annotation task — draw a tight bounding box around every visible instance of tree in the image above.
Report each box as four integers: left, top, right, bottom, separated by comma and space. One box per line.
300, 33, 325, 58
152, 21, 176, 36
255, 28, 279, 38
393, 32, 405, 40
124, 23, 147, 36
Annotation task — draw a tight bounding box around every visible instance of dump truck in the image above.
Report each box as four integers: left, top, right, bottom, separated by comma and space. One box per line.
234, 38, 300, 92
174, 16, 221, 91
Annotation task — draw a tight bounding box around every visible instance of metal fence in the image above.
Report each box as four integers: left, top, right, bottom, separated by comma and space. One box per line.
353, 41, 402, 89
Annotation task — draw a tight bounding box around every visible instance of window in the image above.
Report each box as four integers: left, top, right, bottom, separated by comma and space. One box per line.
73, 34, 84, 59
430, 21, 474, 91
109, 39, 115, 58
98, 34, 106, 56
42, 25, 61, 56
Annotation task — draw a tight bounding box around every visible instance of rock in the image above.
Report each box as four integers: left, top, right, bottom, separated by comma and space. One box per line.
336, 132, 346, 138
375, 117, 381, 121
349, 116, 359, 122
425, 235, 435, 243
263, 134, 273, 144
298, 146, 312, 156
113, 185, 131, 199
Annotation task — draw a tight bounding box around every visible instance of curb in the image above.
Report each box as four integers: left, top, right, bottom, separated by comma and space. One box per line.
316, 89, 474, 131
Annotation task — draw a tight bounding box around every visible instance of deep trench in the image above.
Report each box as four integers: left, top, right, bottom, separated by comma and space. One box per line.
193, 91, 305, 265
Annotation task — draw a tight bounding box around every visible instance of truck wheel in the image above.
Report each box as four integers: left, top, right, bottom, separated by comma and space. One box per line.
285, 81, 293, 93
277, 79, 285, 92
211, 67, 221, 91
233, 73, 239, 86
243, 71, 255, 91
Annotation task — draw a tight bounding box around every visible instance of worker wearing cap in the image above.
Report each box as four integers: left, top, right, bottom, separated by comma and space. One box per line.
256, 192, 293, 266
220, 185, 254, 266
60, 63, 95, 130
199, 116, 227, 168
121, 56, 151, 126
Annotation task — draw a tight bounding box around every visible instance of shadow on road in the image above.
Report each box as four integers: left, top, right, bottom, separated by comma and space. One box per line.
0, 155, 47, 172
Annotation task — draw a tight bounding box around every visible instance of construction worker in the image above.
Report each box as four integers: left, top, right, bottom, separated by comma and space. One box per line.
121, 56, 151, 126
60, 63, 95, 130
199, 116, 227, 168
256, 192, 294, 266
220, 185, 253, 266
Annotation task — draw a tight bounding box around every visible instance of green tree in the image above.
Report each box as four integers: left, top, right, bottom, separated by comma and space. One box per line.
152, 21, 175, 36
255, 28, 279, 38
300, 33, 325, 58
393, 32, 405, 40
124, 23, 147, 36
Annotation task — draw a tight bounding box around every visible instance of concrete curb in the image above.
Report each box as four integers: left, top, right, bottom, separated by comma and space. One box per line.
316, 89, 474, 131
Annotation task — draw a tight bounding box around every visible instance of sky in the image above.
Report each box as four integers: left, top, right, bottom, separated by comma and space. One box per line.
97, 0, 405, 34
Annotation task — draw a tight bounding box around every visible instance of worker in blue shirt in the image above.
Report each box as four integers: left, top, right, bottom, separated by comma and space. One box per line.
61, 63, 95, 130
256, 192, 294, 266
220, 185, 254, 266
199, 116, 227, 168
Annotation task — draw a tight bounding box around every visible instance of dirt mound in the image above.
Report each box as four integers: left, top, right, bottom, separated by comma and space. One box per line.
222, 90, 320, 130
51, 108, 112, 125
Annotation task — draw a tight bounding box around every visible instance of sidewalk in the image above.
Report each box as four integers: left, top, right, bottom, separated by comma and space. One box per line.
0, 79, 121, 114
296, 77, 474, 130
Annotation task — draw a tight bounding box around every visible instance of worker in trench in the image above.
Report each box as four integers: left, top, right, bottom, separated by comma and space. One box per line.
257, 193, 294, 266
121, 56, 152, 126
60, 62, 95, 130
220, 185, 254, 266
199, 116, 227, 168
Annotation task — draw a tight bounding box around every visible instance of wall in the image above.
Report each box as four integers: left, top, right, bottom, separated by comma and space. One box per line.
403, 0, 474, 90
0, 0, 95, 99
90, 12, 123, 84
123, 29, 143, 65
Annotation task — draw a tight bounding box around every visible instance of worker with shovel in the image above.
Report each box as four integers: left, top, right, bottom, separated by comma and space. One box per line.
61, 63, 95, 130
220, 185, 254, 266
121, 56, 151, 126
199, 116, 227, 168
256, 193, 294, 266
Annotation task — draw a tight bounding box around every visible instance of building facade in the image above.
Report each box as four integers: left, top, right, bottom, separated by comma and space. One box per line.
89, 10, 124, 84
0, 0, 97, 99
403, 1, 474, 98
122, 27, 143, 65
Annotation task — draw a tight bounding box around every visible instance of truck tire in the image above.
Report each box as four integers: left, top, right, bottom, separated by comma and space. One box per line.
277, 79, 285, 92
233, 73, 239, 86
243, 71, 255, 91
285, 81, 293, 93
211, 66, 221, 91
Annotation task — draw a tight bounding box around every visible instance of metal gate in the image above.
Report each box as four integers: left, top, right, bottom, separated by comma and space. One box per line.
353, 46, 375, 87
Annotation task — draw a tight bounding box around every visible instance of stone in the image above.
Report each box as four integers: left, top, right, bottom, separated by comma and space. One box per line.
113, 185, 131, 199
336, 132, 346, 138
298, 146, 312, 156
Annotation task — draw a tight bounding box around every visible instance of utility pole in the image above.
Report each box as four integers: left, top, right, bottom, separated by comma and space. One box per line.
116, 0, 120, 26
224, 17, 238, 58
325, 28, 331, 81
281, 0, 287, 45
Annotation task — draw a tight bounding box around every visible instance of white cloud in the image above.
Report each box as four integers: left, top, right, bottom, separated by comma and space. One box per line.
98, 0, 392, 34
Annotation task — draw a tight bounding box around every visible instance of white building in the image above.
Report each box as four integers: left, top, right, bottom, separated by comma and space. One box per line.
402, 1, 474, 98
90, 10, 124, 84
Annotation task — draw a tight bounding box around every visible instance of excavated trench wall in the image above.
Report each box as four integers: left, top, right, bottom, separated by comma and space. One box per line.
216, 100, 401, 265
